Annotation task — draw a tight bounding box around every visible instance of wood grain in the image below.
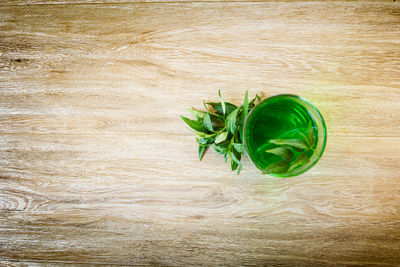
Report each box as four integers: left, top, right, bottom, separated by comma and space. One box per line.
1, 1, 400, 266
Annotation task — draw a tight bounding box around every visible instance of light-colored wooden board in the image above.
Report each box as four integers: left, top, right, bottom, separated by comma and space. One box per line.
0, 0, 395, 6
1, 1, 400, 266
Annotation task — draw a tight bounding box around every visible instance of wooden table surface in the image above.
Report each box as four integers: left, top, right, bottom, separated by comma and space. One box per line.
1, 1, 400, 266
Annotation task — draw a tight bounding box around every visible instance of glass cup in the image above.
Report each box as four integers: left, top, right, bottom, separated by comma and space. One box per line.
243, 94, 327, 177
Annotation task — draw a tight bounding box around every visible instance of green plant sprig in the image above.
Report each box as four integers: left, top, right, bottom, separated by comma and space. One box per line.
261, 122, 318, 175
181, 90, 260, 174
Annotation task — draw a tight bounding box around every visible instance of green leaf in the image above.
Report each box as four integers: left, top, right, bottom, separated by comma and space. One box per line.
207, 102, 237, 116
262, 161, 289, 174
265, 147, 293, 162
218, 90, 226, 115
243, 90, 249, 122
307, 122, 316, 147
281, 144, 304, 153
237, 163, 242, 174
203, 99, 214, 115
215, 131, 228, 144
240, 90, 249, 136
257, 142, 274, 153
198, 144, 209, 161
211, 119, 225, 130
235, 150, 242, 168
195, 132, 216, 138
248, 94, 260, 109
229, 151, 239, 171
214, 145, 229, 158
180, 115, 207, 133
231, 150, 242, 174
288, 153, 309, 172
196, 137, 208, 145
230, 159, 238, 171
226, 108, 239, 134
197, 137, 215, 146
203, 113, 214, 132
232, 148, 241, 161
232, 143, 244, 153
210, 113, 224, 121
214, 144, 227, 152
188, 108, 206, 120
268, 139, 308, 150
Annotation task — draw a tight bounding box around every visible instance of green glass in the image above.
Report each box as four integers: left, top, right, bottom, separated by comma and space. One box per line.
243, 94, 327, 177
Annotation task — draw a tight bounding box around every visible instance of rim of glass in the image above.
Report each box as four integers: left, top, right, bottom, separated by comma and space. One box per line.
242, 94, 327, 177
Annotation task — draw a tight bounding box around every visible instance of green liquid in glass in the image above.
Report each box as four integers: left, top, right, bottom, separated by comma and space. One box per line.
244, 94, 326, 177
